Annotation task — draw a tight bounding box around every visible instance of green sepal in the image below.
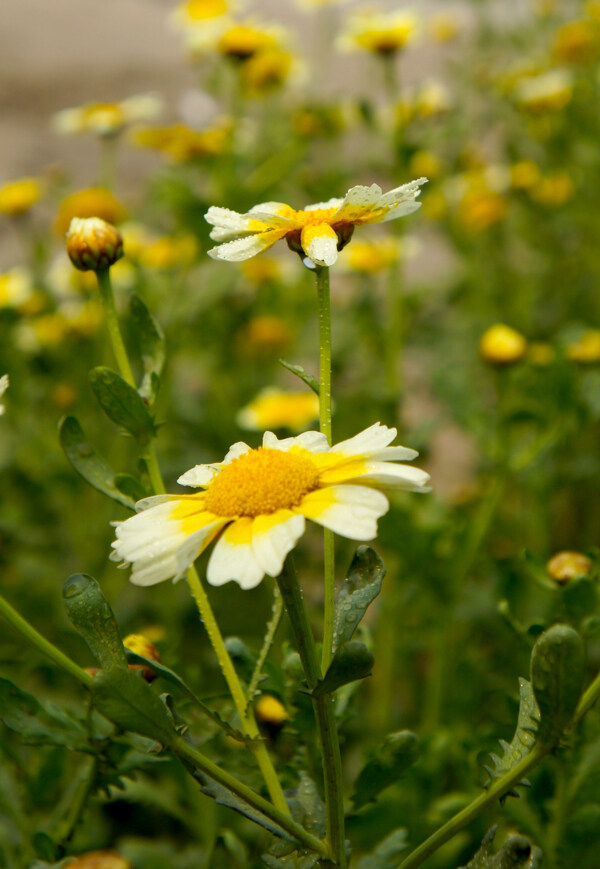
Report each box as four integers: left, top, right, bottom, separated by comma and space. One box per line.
530, 623, 585, 747
279, 359, 319, 395
456, 825, 542, 869
89, 366, 156, 445
351, 731, 419, 810
130, 293, 165, 405
63, 573, 128, 671
484, 678, 539, 793
58, 415, 135, 509
355, 829, 409, 869
0, 677, 88, 750
92, 668, 176, 746
311, 641, 374, 697
333, 546, 385, 653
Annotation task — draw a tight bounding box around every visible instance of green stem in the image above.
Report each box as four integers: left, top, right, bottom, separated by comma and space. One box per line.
54, 755, 98, 846
95, 268, 136, 388
315, 266, 336, 674
173, 735, 330, 859
278, 558, 346, 868
247, 584, 283, 705
0, 593, 93, 689
397, 742, 549, 869
569, 668, 600, 730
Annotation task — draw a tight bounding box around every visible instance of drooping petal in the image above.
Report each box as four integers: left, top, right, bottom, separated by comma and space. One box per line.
262, 429, 329, 453
332, 422, 397, 456
177, 465, 220, 487
377, 177, 428, 209
207, 518, 265, 589
301, 222, 339, 267
208, 228, 288, 262
336, 460, 430, 491
251, 510, 306, 576
299, 484, 389, 540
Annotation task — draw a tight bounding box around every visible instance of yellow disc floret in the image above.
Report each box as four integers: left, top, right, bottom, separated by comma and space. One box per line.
205, 447, 319, 517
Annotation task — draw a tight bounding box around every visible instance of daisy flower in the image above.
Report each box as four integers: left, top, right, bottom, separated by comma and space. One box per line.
52, 94, 162, 138
337, 9, 420, 56
205, 179, 426, 267
236, 387, 320, 432
112, 423, 429, 590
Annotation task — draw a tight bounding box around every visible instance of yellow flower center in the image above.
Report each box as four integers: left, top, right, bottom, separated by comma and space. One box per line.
205, 447, 319, 517
186, 0, 228, 20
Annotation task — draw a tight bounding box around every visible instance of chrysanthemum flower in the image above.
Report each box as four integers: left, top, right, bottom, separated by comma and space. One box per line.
0, 177, 44, 217
52, 94, 162, 138
237, 388, 320, 432
132, 121, 231, 162
513, 69, 573, 114
112, 423, 429, 590
205, 179, 426, 267
337, 9, 419, 55
0, 267, 35, 310
54, 188, 127, 237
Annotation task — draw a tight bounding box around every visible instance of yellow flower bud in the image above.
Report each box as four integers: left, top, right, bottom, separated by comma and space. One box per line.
547, 551, 592, 585
66, 218, 124, 272
255, 694, 288, 728
123, 633, 162, 682
479, 324, 527, 365
66, 851, 130, 869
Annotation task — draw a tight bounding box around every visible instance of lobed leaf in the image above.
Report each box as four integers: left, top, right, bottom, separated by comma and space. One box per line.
484, 678, 539, 794
530, 624, 585, 748
92, 668, 176, 746
333, 546, 385, 653
456, 825, 542, 869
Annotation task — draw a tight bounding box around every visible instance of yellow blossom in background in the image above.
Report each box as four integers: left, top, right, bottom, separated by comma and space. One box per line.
240, 316, 293, 355
123, 633, 163, 682
396, 80, 452, 125
0, 267, 35, 310
47, 253, 135, 298
457, 188, 509, 232
206, 179, 426, 267
547, 551, 592, 584
421, 188, 448, 221
337, 9, 419, 55
553, 19, 600, 65
64, 853, 130, 869
409, 150, 443, 180
342, 236, 401, 273
428, 12, 460, 42
237, 388, 320, 432
296, 0, 349, 8
54, 188, 127, 236
52, 94, 162, 137
16, 301, 103, 353
112, 423, 429, 590
567, 329, 600, 363
0, 177, 44, 217
528, 341, 555, 366
132, 121, 231, 162
255, 694, 288, 727
0, 375, 9, 417
141, 235, 198, 270
587, 0, 600, 23
169, 0, 236, 52
513, 69, 573, 113
217, 20, 287, 61
479, 324, 527, 365
241, 48, 298, 95
240, 255, 285, 284
510, 160, 542, 190
530, 171, 574, 206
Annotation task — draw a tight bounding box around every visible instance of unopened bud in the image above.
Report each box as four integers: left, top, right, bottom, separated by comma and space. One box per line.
255, 694, 288, 736
547, 551, 592, 585
123, 633, 162, 682
66, 217, 123, 272
67, 851, 130, 869
479, 323, 527, 365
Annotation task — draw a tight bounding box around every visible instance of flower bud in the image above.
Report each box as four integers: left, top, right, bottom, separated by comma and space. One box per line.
255, 694, 288, 740
479, 323, 527, 365
123, 633, 162, 682
66, 217, 124, 272
66, 851, 130, 869
547, 551, 592, 585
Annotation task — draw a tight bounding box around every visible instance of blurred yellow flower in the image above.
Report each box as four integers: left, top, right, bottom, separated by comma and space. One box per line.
528, 341, 555, 366
141, 235, 198, 270
112, 423, 429, 590
420, 188, 448, 221
397, 80, 452, 124
457, 188, 509, 232
428, 12, 460, 42
587, 0, 600, 23
530, 171, 574, 206
296, 0, 349, 8
173, 0, 232, 24
510, 160, 542, 190
0, 177, 44, 216
132, 121, 231, 162
217, 21, 287, 60
240, 255, 284, 284
123, 633, 162, 682
54, 188, 127, 236
567, 329, 600, 363
255, 694, 288, 726
47, 253, 135, 298
53, 95, 162, 137
65, 853, 130, 869
514, 69, 573, 113
553, 19, 600, 65
0, 267, 35, 309
547, 551, 592, 584
409, 150, 443, 180
479, 324, 527, 365
241, 48, 297, 95
343, 236, 401, 273
241, 316, 293, 355
237, 388, 320, 432
337, 9, 419, 55
206, 179, 426, 267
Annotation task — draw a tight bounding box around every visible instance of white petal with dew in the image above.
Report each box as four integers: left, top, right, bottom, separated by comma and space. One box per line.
262, 430, 329, 453
333, 422, 397, 456
300, 485, 389, 540
305, 231, 338, 267
208, 232, 281, 262
207, 522, 265, 590
222, 441, 252, 464
342, 461, 430, 491
177, 464, 219, 487
251, 512, 306, 576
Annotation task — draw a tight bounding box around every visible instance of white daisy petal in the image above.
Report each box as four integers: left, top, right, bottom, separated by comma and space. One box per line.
302, 223, 339, 267
377, 178, 427, 208
300, 485, 389, 540
334, 183, 383, 217
177, 464, 219, 487
262, 429, 328, 453
369, 445, 419, 461
134, 494, 175, 513
343, 461, 430, 491
381, 200, 422, 222
222, 441, 252, 463
251, 511, 306, 576
207, 519, 265, 590
333, 422, 397, 457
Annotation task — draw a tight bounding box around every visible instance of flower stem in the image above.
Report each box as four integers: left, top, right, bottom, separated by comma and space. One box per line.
278, 558, 347, 868
247, 584, 283, 705
0, 592, 93, 689
315, 266, 336, 674
396, 742, 549, 869
95, 268, 136, 388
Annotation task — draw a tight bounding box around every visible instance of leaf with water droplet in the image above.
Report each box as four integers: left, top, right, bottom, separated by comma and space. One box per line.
531, 623, 585, 747
130, 293, 165, 406
311, 641, 374, 697
455, 825, 542, 868
63, 573, 128, 671
279, 359, 319, 395
333, 546, 385, 654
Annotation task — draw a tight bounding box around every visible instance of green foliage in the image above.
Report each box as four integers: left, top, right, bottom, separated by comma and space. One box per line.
0, 678, 88, 750
130, 293, 165, 406
311, 641, 374, 697
91, 668, 176, 746
89, 366, 157, 445
456, 826, 541, 869
484, 679, 539, 792
351, 732, 419, 811
530, 624, 585, 747
332, 546, 384, 654
63, 573, 128, 670
355, 829, 408, 869
278, 360, 319, 396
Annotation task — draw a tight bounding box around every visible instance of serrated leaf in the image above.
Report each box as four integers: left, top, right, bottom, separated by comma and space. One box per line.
531, 624, 585, 747
356, 828, 408, 869
287, 774, 326, 839
130, 293, 165, 405
0, 678, 88, 750
351, 731, 419, 810
312, 641, 374, 697
59, 415, 135, 509
125, 650, 248, 742
114, 472, 147, 503
92, 668, 176, 746
333, 546, 385, 653
89, 366, 156, 445
485, 678, 539, 793
63, 573, 128, 670
279, 359, 319, 395
456, 826, 541, 868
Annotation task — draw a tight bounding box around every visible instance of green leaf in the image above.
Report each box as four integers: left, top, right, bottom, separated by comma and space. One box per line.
279, 359, 319, 395
287, 774, 326, 838
224, 636, 258, 684
0, 677, 88, 750
262, 854, 319, 869
125, 650, 248, 743
31, 831, 62, 862
130, 293, 165, 405
333, 546, 385, 653
351, 731, 419, 810
89, 366, 156, 445
58, 415, 135, 509
92, 668, 176, 746
63, 573, 128, 670
356, 829, 409, 869
456, 825, 542, 868
114, 472, 147, 503
530, 624, 585, 747
311, 641, 374, 697
484, 678, 539, 793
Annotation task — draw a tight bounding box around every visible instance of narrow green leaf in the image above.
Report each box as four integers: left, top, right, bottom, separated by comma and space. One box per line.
333, 546, 385, 653
89, 366, 156, 445
63, 573, 128, 671
279, 359, 319, 395
58, 415, 135, 509
92, 668, 176, 746
484, 678, 539, 792
351, 731, 419, 810
356, 829, 408, 869
0, 677, 88, 750
312, 641, 374, 697
531, 624, 585, 747
114, 473, 147, 503
287, 774, 326, 838
130, 293, 165, 405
